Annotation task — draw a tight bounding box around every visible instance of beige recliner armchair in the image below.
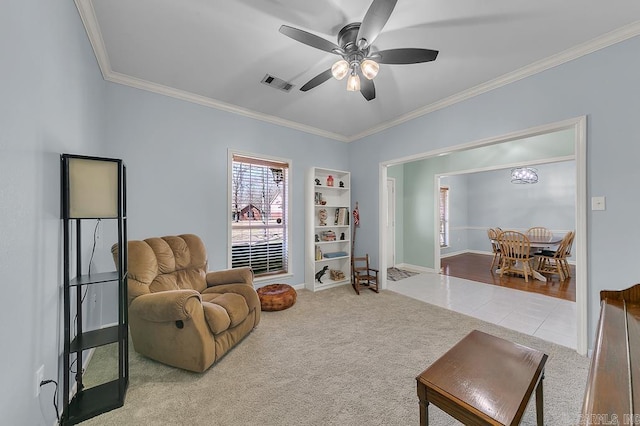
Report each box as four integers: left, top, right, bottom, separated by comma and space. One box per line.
112, 234, 260, 372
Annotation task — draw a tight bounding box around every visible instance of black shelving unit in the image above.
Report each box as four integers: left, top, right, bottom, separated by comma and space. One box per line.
60, 154, 128, 425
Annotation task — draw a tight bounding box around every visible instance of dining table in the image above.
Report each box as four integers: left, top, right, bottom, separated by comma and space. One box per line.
495, 234, 564, 282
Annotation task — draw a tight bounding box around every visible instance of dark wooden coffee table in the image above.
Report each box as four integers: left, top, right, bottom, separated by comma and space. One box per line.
416, 330, 548, 425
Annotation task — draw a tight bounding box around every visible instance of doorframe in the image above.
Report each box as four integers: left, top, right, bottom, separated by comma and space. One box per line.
386, 177, 396, 268
378, 116, 588, 355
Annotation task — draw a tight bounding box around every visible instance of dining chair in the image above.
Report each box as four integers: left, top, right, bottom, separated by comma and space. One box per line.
526, 227, 553, 240
537, 231, 575, 281
498, 231, 535, 282
487, 228, 502, 270
526, 226, 554, 256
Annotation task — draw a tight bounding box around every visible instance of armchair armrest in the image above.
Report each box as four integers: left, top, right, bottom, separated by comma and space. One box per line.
129, 290, 202, 323
206, 267, 253, 287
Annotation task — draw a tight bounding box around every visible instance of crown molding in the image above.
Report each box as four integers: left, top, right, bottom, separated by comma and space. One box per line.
75, 0, 112, 78
75, 0, 640, 144
347, 21, 640, 142
104, 71, 350, 142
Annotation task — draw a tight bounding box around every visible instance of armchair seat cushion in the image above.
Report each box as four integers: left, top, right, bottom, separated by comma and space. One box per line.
202, 293, 250, 329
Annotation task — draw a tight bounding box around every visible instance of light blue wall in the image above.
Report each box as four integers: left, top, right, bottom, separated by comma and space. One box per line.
466, 161, 576, 253
1, 1, 109, 424
438, 162, 576, 256
349, 35, 640, 346
102, 83, 348, 285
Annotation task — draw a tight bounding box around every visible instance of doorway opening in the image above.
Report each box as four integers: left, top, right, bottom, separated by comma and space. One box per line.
379, 117, 587, 355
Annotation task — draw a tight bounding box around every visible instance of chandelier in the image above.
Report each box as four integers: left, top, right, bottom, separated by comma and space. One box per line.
511, 167, 538, 184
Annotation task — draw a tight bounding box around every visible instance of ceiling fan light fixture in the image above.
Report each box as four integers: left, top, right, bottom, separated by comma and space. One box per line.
331, 60, 349, 80
346, 71, 360, 91
360, 59, 379, 80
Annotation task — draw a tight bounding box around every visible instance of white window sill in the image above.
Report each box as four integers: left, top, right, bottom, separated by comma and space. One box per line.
253, 272, 294, 284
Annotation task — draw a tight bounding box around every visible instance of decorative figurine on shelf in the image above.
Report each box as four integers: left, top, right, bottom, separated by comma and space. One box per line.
326, 175, 334, 187
330, 269, 345, 281
315, 234, 319, 242
315, 265, 329, 283
315, 178, 321, 186
339, 181, 344, 188
340, 232, 345, 241
318, 209, 328, 226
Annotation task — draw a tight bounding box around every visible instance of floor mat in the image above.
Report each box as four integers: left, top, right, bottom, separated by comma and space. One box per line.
387, 267, 418, 281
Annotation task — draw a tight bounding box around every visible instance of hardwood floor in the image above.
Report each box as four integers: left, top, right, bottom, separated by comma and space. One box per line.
440, 253, 575, 302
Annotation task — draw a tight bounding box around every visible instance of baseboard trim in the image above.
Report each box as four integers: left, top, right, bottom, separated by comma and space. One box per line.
441, 249, 471, 258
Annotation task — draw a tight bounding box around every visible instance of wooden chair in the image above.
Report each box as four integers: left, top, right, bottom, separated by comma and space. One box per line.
526, 226, 553, 241
537, 231, 575, 281
487, 228, 502, 270
526, 226, 553, 256
352, 254, 379, 295
498, 231, 535, 282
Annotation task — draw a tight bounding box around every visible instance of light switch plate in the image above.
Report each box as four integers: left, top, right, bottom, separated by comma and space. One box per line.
591, 196, 606, 211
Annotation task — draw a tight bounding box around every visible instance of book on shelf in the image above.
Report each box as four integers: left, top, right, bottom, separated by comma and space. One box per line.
335, 207, 349, 225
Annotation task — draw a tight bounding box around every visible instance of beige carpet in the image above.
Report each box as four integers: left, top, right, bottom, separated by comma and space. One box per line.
83, 285, 589, 425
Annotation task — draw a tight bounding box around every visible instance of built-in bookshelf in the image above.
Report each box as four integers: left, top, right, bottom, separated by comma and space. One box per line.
305, 167, 351, 291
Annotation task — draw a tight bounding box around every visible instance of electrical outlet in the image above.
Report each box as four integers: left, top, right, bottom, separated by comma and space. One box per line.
35, 365, 44, 397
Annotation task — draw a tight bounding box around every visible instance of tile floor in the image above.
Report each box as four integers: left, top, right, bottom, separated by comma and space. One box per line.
387, 271, 577, 349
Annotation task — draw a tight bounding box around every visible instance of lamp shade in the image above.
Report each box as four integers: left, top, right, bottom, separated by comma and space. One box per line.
62, 155, 121, 218
331, 60, 349, 80
360, 59, 379, 80
346, 72, 360, 91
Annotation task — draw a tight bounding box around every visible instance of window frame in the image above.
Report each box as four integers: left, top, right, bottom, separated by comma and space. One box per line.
227, 150, 292, 280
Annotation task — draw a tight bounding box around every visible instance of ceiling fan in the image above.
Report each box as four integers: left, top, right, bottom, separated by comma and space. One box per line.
279, 0, 438, 101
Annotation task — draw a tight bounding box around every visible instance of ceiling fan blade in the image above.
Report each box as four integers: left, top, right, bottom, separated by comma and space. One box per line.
356, 0, 398, 48
300, 69, 333, 92
279, 25, 343, 54
375, 48, 439, 64
360, 77, 376, 101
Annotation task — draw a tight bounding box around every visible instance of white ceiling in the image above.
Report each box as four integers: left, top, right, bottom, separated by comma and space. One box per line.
76, 0, 640, 142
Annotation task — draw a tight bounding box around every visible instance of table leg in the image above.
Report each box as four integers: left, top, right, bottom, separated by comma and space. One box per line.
417, 382, 429, 426
536, 371, 545, 426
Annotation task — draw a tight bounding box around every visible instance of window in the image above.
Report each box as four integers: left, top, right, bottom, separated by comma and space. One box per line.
439, 186, 449, 248
230, 153, 289, 277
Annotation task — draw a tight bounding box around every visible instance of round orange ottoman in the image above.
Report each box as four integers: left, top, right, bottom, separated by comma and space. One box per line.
257, 284, 297, 311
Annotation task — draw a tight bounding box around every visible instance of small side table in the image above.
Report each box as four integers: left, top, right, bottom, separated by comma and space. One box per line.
416, 330, 548, 425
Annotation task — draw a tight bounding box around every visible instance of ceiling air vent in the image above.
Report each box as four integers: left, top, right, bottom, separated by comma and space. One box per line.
261, 74, 294, 93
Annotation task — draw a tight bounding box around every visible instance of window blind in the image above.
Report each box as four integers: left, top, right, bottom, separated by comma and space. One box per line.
231, 154, 289, 276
